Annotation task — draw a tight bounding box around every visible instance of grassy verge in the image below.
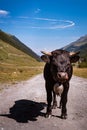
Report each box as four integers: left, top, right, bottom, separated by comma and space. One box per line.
0, 63, 44, 83
73, 67, 87, 78
0, 36, 44, 84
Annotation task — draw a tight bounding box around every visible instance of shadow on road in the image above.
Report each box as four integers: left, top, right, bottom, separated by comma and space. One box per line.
0, 99, 46, 123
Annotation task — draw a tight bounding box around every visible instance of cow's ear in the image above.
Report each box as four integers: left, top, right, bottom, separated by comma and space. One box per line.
41, 55, 50, 63
70, 55, 80, 63
70, 52, 80, 63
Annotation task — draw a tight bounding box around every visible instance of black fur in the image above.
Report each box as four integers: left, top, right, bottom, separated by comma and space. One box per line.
41, 49, 80, 119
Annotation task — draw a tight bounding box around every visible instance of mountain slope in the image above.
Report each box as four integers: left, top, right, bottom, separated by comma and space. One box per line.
62, 35, 87, 59
0, 30, 43, 82
0, 30, 41, 61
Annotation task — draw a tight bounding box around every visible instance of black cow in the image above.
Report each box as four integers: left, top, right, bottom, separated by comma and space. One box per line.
41, 49, 80, 119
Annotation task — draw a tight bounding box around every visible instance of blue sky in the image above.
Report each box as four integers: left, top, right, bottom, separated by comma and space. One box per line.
0, 0, 87, 54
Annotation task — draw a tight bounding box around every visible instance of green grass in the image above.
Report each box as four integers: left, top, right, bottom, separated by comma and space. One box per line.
0, 60, 44, 83
0, 39, 44, 83
79, 62, 87, 68
73, 67, 87, 78
0, 66, 44, 83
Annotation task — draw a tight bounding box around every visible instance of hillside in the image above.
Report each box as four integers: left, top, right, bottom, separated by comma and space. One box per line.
0, 30, 41, 61
62, 35, 87, 59
0, 30, 43, 83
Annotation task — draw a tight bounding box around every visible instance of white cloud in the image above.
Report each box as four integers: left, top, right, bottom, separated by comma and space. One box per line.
34, 17, 57, 21
7, 16, 75, 30
0, 10, 9, 16
32, 17, 75, 29
59, 20, 75, 29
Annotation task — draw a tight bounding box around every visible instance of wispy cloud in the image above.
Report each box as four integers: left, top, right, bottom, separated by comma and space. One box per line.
34, 8, 41, 14
0, 9, 9, 16
1, 14, 75, 30
34, 17, 57, 21
32, 17, 75, 29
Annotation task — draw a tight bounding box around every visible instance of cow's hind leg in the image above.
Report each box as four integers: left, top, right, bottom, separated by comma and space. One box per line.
52, 91, 57, 109
59, 98, 62, 109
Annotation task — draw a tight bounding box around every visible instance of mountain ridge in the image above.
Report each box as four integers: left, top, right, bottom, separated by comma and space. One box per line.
62, 34, 87, 60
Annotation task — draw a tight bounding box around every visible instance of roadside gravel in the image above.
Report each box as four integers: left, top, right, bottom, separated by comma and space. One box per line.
0, 74, 87, 130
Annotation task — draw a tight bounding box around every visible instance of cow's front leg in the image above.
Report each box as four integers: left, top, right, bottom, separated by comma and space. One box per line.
61, 82, 69, 119
45, 88, 52, 118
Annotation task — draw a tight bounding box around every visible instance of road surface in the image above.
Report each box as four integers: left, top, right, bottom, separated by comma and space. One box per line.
0, 74, 87, 130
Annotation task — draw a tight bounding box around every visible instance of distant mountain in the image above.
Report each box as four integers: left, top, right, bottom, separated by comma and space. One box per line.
62, 35, 87, 59
0, 30, 41, 61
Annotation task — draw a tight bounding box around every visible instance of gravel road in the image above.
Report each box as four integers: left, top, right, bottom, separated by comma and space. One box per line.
0, 74, 87, 130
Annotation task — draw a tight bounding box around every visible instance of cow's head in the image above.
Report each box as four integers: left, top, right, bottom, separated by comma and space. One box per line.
41, 49, 80, 82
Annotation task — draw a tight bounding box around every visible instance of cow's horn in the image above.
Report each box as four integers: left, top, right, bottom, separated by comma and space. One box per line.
41, 51, 52, 56
69, 51, 80, 56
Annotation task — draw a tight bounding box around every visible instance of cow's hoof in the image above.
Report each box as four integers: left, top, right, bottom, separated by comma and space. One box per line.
61, 114, 67, 119
45, 113, 52, 118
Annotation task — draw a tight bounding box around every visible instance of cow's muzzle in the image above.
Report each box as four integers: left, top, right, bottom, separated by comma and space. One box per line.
57, 72, 68, 80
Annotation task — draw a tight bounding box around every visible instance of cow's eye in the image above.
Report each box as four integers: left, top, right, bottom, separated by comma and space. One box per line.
66, 64, 70, 70
52, 58, 56, 63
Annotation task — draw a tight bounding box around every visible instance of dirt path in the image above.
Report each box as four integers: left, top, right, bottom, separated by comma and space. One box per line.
0, 74, 87, 130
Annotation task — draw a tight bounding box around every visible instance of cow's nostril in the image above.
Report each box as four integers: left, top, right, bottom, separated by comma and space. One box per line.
57, 73, 61, 78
